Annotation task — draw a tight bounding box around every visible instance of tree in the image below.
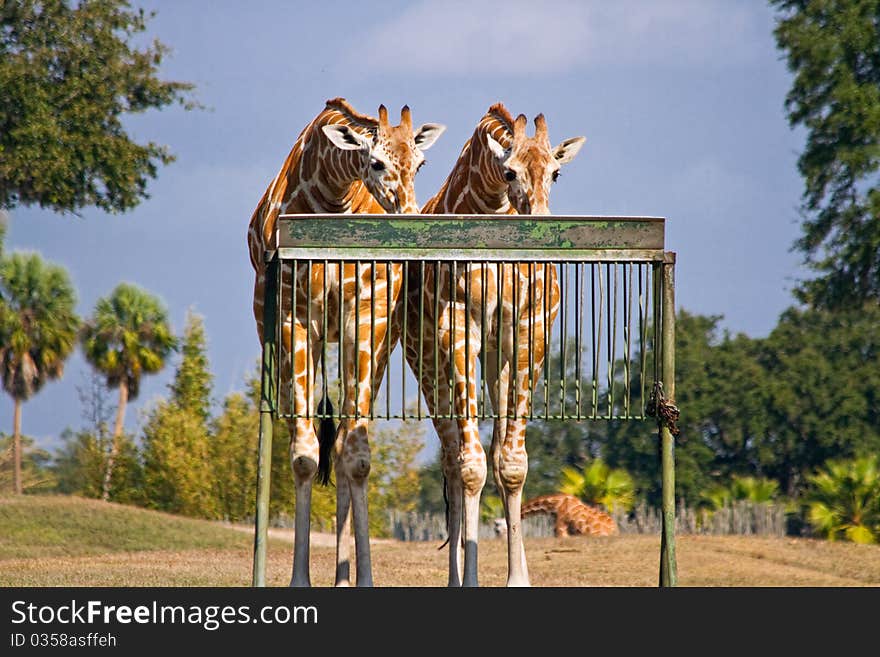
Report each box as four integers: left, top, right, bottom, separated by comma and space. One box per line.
140, 311, 215, 517
558, 458, 636, 513
0, 251, 79, 494
701, 475, 780, 511
80, 282, 176, 501
0, 432, 54, 493
168, 310, 212, 422
760, 305, 880, 496
0, 0, 197, 214
210, 392, 257, 522
806, 455, 880, 544
771, 0, 880, 307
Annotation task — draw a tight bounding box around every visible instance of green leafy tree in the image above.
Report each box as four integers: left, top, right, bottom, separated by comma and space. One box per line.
0, 252, 79, 494
140, 311, 214, 517
701, 475, 780, 511
0, 0, 197, 214
807, 455, 880, 544
169, 310, 212, 422
141, 401, 215, 517
80, 282, 176, 501
771, 0, 880, 307
558, 458, 636, 513
210, 392, 257, 522
760, 305, 880, 496
368, 420, 425, 536
0, 432, 54, 493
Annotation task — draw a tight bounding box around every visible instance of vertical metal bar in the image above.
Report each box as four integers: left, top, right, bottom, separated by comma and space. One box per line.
575, 262, 583, 420
624, 263, 632, 418
497, 261, 503, 420
417, 261, 425, 420
639, 264, 648, 418
512, 262, 519, 419
560, 261, 567, 418
290, 260, 297, 418
355, 260, 360, 420
322, 261, 329, 417
306, 259, 312, 419
480, 262, 488, 419
606, 263, 615, 419
386, 261, 392, 419
464, 261, 471, 419
434, 260, 440, 418
253, 252, 279, 587
338, 261, 344, 418
527, 261, 535, 421
660, 253, 678, 587
450, 260, 457, 419
543, 263, 550, 417
370, 261, 376, 420
594, 264, 604, 418
402, 261, 408, 421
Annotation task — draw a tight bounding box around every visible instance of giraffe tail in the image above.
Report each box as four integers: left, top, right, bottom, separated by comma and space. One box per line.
315, 352, 336, 486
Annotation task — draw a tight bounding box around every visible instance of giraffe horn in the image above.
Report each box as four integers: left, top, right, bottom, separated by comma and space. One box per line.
513, 113, 528, 141
400, 105, 412, 130
534, 113, 548, 141
378, 104, 389, 131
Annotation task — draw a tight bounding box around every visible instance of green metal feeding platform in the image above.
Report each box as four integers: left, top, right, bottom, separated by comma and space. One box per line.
252, 214, 678, 586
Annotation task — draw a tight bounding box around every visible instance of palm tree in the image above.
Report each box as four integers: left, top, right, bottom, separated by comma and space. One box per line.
559, 458, 636, 513
702, 475, 780, 510
807, 456, 880, 545
81, 283, 176, 501
0, 252, 79, 494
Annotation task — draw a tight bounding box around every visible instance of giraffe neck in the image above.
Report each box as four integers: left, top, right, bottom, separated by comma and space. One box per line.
251, 103, 381, 254
423, 107, 513, 214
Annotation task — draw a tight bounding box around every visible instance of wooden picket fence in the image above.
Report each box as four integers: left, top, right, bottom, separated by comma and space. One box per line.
388, 500, 789, 541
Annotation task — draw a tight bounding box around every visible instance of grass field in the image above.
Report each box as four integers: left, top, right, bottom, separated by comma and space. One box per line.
2, 495, 879, 587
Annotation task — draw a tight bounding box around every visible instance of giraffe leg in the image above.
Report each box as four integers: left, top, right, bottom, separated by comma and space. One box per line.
286, 319, 320, 588
451, 305, 486, 588
337, 266, 400, 587
334, 454, 353, 587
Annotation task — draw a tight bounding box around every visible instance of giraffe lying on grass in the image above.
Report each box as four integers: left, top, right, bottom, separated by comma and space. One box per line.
521, 493, 618, 537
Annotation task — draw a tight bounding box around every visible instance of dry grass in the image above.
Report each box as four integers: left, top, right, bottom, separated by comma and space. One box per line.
2, 495, 879, 587
3, 532, 880, 587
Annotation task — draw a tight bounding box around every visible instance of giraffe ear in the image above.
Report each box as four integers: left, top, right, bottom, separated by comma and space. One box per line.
413, 123, 446, 151
321, 124, 372, 151
485, 134, 507, 161
553, 136, 586, 165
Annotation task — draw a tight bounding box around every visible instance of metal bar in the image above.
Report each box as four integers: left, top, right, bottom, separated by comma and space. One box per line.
279, 215, 666, 252
370, 261, 376, 420
660, 253, 678, 587
434, 260, 440, 417
386, 261, 391, 419
560, 261, 567, 418
465, 261, 471, 419
417, 260, 425, 420
639, 264, 648, 418
480, 262, 488, 418
306, 259, 312, 419
402, 261, 408, 421
279, 247, 666, 263
497, 261, 503, 420
289, 260, 297, 418
527, 262, 535, 420
575, 262, 583, 420
623, 263, 631, 418
253, 252, 279, 587
355, 260, 360, 420
449, 260, 457, 419
543, 263, 551, 417
338, 261, 344, 418
322, 260, 329, 417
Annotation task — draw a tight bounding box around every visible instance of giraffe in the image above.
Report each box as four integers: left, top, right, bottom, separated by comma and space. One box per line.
247, 98, 444, 587
403, 103, 585, 586
521, 493, 618, 537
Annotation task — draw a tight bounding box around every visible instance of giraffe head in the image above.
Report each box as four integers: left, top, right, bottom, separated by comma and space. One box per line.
486, 112, 585, 215
322, 104, 445, 213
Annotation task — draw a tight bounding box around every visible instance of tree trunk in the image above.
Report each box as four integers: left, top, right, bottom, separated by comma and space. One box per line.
13, 398, 22, 495
102, 381, 128, 502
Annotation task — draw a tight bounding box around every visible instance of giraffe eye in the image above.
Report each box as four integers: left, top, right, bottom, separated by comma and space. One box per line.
504, 169, 516, 182
417, 160, 426, 172
552, 170, 560, 182
371, 159, 385, 172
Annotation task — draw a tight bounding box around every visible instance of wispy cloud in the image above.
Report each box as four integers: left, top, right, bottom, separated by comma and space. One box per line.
348, 0, 767, 75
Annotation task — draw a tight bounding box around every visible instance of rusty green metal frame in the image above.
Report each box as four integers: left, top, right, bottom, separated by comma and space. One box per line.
253, 214, 677, 587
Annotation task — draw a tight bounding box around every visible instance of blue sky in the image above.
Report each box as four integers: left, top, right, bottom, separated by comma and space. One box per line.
3, 1, 807, 452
